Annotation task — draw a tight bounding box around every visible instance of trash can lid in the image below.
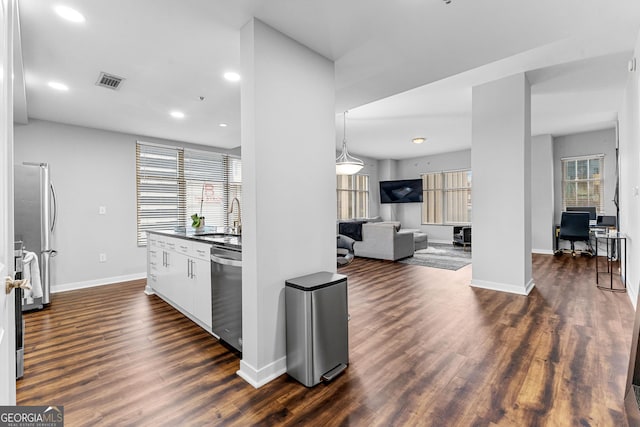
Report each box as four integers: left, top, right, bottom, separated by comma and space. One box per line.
285, 271, 347, 291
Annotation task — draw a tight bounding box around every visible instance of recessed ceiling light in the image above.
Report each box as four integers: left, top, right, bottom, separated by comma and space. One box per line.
412, 137, 426, 144
170, 111, 185, 119
54, 5, 85, 23
224, 72, 241, 82
47, 81, 69, 91
218, 123, 228, 127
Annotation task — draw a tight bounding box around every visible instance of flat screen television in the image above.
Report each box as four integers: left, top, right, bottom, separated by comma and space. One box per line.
379, 179, 423, 204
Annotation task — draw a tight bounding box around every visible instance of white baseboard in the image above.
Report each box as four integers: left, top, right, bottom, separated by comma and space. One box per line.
471, 278, 535, 296
626, 276, 637, 310
237, 357, 287, 389
532, 249, 555, 255
52, 272, 147, 293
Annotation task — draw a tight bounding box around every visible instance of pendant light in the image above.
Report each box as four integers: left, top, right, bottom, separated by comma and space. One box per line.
336, 111, 364, 175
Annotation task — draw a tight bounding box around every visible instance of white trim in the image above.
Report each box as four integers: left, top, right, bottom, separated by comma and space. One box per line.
237, 357, 287, 389
627, 276, 637, 310
470, 278, 535, 296
52, 272, 146, 293
532, 249, 555, 255
560, 153, 605, 161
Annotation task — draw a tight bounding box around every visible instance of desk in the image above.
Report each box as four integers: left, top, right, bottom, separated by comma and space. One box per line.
594, 231, 627, 292
554, 224, 613, 253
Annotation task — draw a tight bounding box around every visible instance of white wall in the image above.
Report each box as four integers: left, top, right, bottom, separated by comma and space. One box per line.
14, 119, 237, 291
619, 39, 640, 307
240, 19, 335, 387
471, 73, 533, 295
531, 134, 554, 254
552, 128, 617, 224
395, 149, 471, 243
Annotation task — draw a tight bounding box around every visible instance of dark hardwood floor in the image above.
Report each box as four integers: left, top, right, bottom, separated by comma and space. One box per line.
17, 254, 634, 426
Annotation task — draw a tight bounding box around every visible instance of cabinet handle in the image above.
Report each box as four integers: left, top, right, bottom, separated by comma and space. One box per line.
187, 259, 192, 278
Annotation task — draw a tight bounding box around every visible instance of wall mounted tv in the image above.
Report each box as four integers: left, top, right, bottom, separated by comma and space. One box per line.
379, 179, 423, 204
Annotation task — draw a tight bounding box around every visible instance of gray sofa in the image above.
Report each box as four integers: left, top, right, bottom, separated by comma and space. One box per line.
352, 221, 414, 261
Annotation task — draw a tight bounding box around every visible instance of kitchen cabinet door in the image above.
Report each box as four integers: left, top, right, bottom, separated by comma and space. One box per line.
148, 234, 172, 298
146, 234, 212, 330
190, 256, 212, 328
163, 249, 186, 306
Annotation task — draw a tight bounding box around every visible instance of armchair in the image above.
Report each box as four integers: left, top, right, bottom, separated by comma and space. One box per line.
453, 226, 471, 249
337, 234, 355, 266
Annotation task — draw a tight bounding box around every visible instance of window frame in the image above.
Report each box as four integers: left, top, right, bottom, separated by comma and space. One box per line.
421, 169, 472, 225
561, 154, 604, 214
136, 141, 241, 246
337, 174, 370, 220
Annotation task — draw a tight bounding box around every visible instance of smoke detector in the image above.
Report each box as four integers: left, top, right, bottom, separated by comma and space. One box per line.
96, 72, 125, 90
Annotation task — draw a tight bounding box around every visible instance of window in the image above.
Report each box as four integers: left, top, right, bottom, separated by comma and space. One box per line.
561, 155, 603, 213
421, 170, 471, 225
337, 174, 369, 219
136, 142, 241, 245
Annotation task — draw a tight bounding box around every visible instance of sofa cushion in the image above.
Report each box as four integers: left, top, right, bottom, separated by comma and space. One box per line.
374, 221, 401, 231
338, 220, 367, 241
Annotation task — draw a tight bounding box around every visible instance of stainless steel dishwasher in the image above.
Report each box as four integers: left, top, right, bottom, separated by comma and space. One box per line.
211, 244, 242, 352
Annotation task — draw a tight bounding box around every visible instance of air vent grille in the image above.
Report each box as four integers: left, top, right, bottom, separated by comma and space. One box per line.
96, 72, 125, 90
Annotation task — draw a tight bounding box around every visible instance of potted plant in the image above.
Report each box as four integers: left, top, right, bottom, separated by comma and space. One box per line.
191, 213, 204, 231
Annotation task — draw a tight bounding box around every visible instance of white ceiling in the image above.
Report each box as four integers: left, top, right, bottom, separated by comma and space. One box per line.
16, 0, 640, 160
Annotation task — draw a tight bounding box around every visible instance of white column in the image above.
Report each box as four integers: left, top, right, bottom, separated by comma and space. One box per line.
239, 18, 336, 387
378, 159, 397, 221
471, 73, 534, 295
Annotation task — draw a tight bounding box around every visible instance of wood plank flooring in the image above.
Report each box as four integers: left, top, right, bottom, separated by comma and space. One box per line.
17, 254, 634, 426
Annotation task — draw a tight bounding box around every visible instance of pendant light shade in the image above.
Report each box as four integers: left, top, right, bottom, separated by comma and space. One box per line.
336, 111, 364, 175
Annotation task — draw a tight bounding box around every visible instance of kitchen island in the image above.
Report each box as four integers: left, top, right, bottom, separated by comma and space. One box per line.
145, 228, 241, 337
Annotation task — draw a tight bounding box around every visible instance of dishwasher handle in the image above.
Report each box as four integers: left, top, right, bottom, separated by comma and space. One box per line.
211, 254, 242, 268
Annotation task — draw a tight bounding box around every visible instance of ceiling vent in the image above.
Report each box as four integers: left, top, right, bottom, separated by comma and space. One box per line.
96, 72, 125, 90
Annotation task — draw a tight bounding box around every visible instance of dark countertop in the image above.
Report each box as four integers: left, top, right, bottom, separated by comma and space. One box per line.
148, 227, 242, 251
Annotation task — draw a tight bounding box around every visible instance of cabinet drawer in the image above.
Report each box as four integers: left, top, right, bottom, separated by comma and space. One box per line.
174, 239, 211, 261
176, 241, 191, 255
191, 241, 211, 261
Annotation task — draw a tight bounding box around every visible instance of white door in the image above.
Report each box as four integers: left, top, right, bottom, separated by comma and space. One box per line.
0, 0, 17, 405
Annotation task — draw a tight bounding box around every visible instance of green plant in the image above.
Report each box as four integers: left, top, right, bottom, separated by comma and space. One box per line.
191, 213, 203, 228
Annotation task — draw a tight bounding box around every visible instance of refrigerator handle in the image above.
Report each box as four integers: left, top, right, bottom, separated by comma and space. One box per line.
50, 182, 57, 232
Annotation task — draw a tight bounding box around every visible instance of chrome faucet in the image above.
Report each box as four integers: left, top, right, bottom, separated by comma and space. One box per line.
228, 197, 241, 234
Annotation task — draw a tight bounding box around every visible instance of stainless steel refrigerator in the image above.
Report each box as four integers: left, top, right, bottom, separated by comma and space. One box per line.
14, 162, 57, 310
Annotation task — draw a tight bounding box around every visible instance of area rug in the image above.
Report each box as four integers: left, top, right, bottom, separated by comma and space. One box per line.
398, 243, 471, 271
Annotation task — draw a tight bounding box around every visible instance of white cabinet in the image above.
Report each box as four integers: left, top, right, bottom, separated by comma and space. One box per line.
146, 233, 212, 330
189, 241, 212, 328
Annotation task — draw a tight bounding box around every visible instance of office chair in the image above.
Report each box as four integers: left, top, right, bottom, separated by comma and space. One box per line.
554, 211, 593, 257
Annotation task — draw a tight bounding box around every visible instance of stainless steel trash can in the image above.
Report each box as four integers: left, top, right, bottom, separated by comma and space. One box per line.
285, 271, 349, 387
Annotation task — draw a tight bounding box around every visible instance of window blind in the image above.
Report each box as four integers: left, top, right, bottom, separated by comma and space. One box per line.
136, 143, 184, 245
184, 148, 226, 229
337, 174, 369, 219
421, 170, 471, 225
561, 155, 604, 213
136, 142, 241, 245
